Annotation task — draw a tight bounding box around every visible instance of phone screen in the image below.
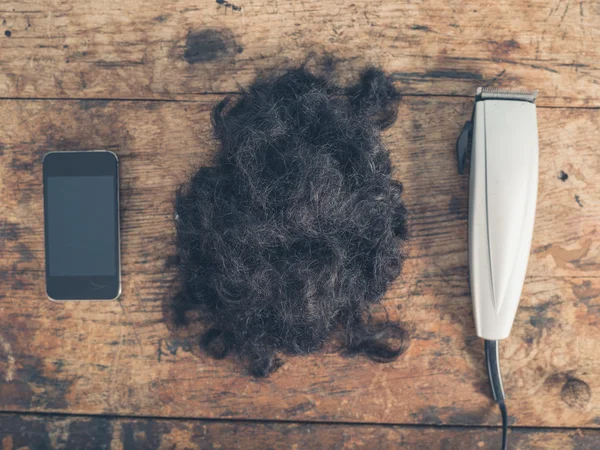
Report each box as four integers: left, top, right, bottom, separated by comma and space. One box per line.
47, 176, 116, 276
43, 151, 120, 300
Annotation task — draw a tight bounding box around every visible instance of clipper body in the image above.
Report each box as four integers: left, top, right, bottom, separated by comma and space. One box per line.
466, 89, 539, 340
456, 87, 539, 449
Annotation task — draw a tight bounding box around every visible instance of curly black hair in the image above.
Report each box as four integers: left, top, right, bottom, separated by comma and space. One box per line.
172, 66, 409, 376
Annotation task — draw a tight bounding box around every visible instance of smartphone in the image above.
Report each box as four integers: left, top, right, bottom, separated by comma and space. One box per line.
43, 150, 121, 300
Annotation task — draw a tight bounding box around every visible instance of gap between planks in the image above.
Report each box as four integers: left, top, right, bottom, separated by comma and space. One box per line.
0, 409, 598, 432
1, 94, 599, 110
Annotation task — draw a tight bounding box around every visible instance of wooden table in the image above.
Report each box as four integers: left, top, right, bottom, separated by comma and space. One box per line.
1, 1, 599, 448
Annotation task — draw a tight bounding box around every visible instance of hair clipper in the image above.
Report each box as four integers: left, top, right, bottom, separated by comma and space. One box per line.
457, 87, 539, 450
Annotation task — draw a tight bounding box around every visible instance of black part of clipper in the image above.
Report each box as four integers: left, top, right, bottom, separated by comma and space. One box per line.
456, 120, 473, 174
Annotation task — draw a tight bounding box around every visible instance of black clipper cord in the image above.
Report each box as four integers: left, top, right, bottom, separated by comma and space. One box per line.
485, 340, 508, 450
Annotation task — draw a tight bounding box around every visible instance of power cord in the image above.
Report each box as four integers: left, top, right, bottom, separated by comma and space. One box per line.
485, 340, 508, 450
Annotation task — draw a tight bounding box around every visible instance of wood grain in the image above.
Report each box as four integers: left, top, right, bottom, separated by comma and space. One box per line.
1, 414, 600, 450
0, 0, 599, 106
0, 97, 598, 428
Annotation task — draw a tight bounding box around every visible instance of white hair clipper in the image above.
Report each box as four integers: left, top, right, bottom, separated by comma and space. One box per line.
457, 88, 539, 450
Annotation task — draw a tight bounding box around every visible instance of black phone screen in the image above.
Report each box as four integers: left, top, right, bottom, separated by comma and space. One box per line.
43, 151, 120, 300
46, 176, 116, 276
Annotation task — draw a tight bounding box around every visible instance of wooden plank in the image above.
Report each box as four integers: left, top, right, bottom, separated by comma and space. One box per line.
1, 414, 600, 450
0, 0, 599, 106
0, 97, 598, 428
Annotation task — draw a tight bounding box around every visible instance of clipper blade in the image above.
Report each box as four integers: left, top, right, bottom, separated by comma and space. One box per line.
477, 87, 538, 103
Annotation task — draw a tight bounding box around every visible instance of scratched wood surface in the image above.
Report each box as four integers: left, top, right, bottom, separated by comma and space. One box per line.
1, 414, 600, 450
0, 97, 598, 432
0, 0, 600, 106
1, 0, 600, 447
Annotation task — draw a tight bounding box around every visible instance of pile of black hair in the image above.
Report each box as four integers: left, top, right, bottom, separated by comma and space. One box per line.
172, 65, 409, 376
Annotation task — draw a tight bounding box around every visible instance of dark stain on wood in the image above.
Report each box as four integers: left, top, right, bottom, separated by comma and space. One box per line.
0, 221, 20, 241
524, 298, 559, 339
183, 29, 239, 64
11, 418, 167, 449
0, 330, 75, 410
424, 70, 483, 80
561, 377, 591, 409
575, 195, 584, 207
411, 24, 431, 31
558, 170, 569, 181
0, 381, 34, 410
411, 406, 444, 425
156, 337, 193, 362
22, 359, 73, 410
532, 243, 553, 254
122, 420, 167, 450
572, 280, 600, 307
0, 415, 53, 449
5, 30, 11, 38
529, 310, 556, 331
65, 419, 113, 450
14, 242, 34, 263
154, 14, 170, 22
392, 70, 483, 81
492, 39, 521, 58
414, 404, 509, 428
284, 401, 315, 417
522, 330, 536, 345
472, 378, 493, 397
523, 299, 560, 316
545, 371, 574, 388
448, 407, 505, 426
10, 277, 28, 292
9, 154, 37, 172
216, 0, 243, 12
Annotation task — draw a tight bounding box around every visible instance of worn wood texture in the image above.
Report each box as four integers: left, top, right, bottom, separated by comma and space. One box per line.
1, 0, 600, 106
1, 414, 600, 450
0, 97, 598, 429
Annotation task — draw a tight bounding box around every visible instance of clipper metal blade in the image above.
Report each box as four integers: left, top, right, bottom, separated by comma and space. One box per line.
477, 87, 538, 103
